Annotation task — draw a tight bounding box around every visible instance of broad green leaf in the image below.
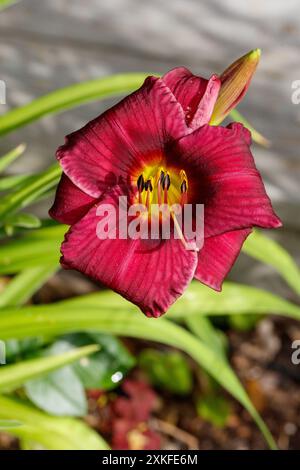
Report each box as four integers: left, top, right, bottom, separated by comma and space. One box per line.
0, 419, 22, 429
230, 109, 270, 147
243, 230, 300, 296
0, 344, 99, 392
0, 164, 61, 222
139, 348, 193, 395
0, 144, 26, 173
25, 365, 87, 417
63, 332, 135, 390
0, 395, 109, 449
0, 298, 277, 448
0, 73, 150, 136
0, 265, 57, 307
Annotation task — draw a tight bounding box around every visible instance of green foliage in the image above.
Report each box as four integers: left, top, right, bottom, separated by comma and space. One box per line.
139, 348, 193, 395
0, 144, 26, 173
243, 229, 300, 296
0, 420, 22, 429
0, 395, 109, 449
0, 344, 99, 393
197, 394, 231, 428
0, 74, 150, 136
0, 297, 277, 448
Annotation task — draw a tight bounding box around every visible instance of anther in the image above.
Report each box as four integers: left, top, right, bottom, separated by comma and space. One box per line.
180, 180, 187, 193
137, 174, 145, 192
145, 179, 153, 192
162, 173, 170, 191
159, 170, 165, 186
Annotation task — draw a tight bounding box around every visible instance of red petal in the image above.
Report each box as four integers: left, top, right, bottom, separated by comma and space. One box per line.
57, 77, 187, 198
49, 173, 96, 225
61, 186, 197, 317
162, 67, 220, 128
195, 229, 252, 291
173, 122, 282, 237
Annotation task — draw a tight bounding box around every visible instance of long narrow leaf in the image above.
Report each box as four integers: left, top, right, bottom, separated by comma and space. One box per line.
0, 74, 149, 136
60, 282, 300, 320
230, 109, 270, 147
0, 0, 21, 11
0, 144, 26, 173
0, 395, 109, 449
243, 230, 300, 296
185, 315, 227, 357
0, 224, 64, 274
0, 266, 58, 307
0, 344, 99, 393
0, 164, 61, 221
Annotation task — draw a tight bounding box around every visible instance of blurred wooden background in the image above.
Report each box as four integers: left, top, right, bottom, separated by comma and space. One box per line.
0, 0, 299, 293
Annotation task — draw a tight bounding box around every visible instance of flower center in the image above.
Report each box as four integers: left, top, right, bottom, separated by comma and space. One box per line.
135, 166, 188, 210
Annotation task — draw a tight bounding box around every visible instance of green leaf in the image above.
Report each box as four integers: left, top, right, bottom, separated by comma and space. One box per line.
59, 281, 300, 320
0, 144, 26, 173
0, 344, 99, 393
0, 0, 21, 11
0, 174, 31, 192
0, 224, 65, 274
0, 395, 109, 449
0, 73, 150, 136
25, 365, 87, 417
197, 394, 231, 428
0, 419, 22, 429
5, 213, 41, 229
169, 282, 300, 320
230, 109, 270, 147
0, 298, 277, 448
185, 315, 227, 358
0, 266, 58, 307
139, 348, 193, 395
0, 164, 61, 222
63, 332, 135, 390
243, 230, 300, 296
228, 313, 262, 331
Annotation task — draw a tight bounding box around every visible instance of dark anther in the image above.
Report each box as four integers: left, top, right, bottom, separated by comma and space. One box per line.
137, 174, 145, 192
181, 180, 187, 193
159, 170, 165, 185
145, 179, 153, 192
162, 173, 171, 190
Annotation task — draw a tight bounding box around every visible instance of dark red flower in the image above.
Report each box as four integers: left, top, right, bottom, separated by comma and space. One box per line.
50, 52, 281, 318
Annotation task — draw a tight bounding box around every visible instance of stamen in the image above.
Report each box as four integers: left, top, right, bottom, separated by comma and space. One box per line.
157, 169, 164, 206
145, 177, 153, 210
137, 174, 145, 192
162, 172, 170, 204
180, 170, 188, 206
137, 174, 145, 204
171, 210, 189, 250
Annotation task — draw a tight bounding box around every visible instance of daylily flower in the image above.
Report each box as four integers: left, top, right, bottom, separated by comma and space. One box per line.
50, 51, 281, 318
